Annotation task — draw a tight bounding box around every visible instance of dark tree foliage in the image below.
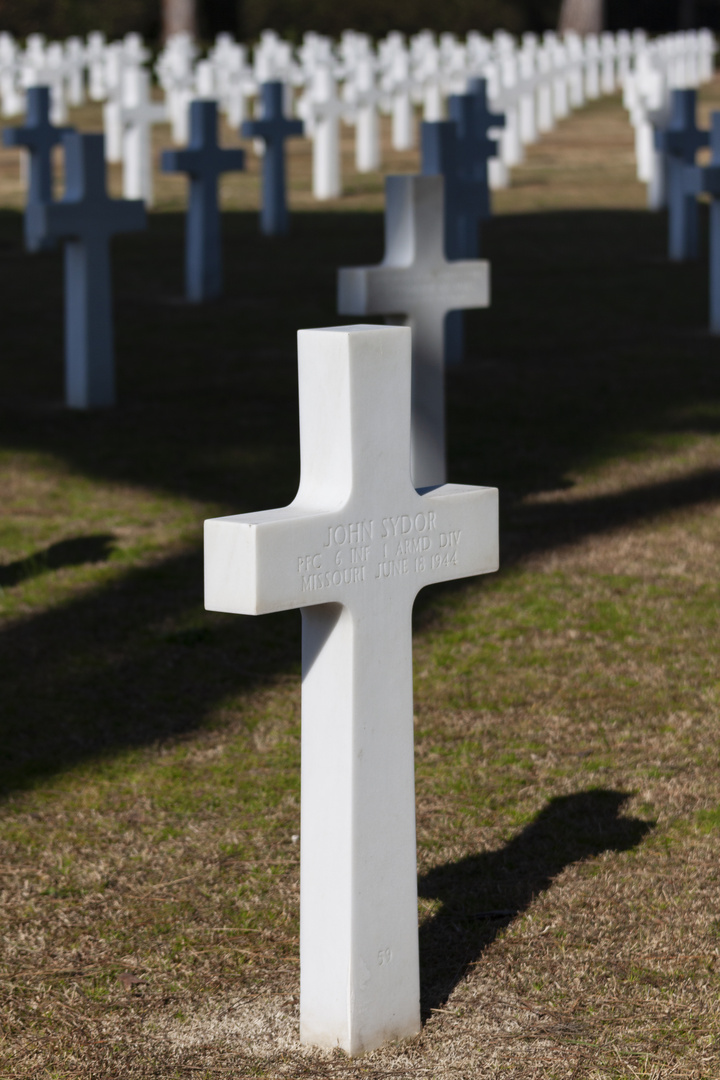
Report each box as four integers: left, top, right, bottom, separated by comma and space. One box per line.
0, 0, 160, 39
241, 0, 560, 41
606, 0, 720, 30
241, 0, 720, 38
0, 0, 718, 44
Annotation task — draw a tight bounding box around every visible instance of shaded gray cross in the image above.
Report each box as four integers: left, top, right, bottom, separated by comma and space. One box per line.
242, 81, 303, 235
2, 86, 73, 251
162, 100, 246, 301
30, 132, 146, 408
338, 174, 489, 488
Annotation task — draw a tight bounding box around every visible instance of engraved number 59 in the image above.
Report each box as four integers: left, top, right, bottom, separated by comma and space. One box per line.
377, 947, 392, 966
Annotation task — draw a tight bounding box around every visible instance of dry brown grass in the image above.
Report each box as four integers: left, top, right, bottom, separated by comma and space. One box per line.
1, 84, 720, 1079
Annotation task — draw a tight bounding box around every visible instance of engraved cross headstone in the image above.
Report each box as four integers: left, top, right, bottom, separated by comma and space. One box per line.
655, 88, 709, 261
2, 85, 73, 251
241, 81, 303, 236
204, 323, 499, 1055
337, 174, 489, 488
162, 100, 245, 301
28, 132, 146, 408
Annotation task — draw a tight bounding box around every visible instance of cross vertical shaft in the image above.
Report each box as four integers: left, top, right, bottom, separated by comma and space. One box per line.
186, 151, 222, 300
299, 601, 420, 1052
64, 236, 114, 406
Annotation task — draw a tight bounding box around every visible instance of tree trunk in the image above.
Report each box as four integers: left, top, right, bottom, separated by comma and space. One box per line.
162, 0, 197, 39
557, 0, 604, 35
678, 0, 698, 29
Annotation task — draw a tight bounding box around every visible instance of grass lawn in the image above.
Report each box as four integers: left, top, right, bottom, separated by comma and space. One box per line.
1, 85, 720, 1079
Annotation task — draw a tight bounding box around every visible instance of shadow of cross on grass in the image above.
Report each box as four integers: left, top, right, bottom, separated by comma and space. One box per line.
418, 789, 653, 1017
1, 205, 720, 793
0, 533, 115, 588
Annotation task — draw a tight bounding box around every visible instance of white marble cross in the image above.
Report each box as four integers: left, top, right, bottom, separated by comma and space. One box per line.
204, 323, 499, 1055
337, 174, 489, 489
584, 35, 602, 101
64, 37, 86, 107
387, 47, 415, 151
344, 54, 383, 173
298, 64, 344, 200
416, 43, 444, 122
102, 43, 126, 163
155, 33, 197, 144
86, 32, 107, 103
535, 43, 555, 134
120, 67, 166, 205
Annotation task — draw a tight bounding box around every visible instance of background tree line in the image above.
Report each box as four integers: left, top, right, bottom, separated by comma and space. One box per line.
0, 0, 717, 45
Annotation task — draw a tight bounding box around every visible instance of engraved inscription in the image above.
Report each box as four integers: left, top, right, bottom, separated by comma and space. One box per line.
301, 566, 367, 592
295, 513, 463, 590
323, 520, 374, 546
380, 512, 437, 537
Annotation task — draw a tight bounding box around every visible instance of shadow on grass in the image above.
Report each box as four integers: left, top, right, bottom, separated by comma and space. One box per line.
0, 549, 301, 797
0, 533, 115, 587
0, 205, 719, 794
418, 789, 653, 1016
3, 459, 720, 797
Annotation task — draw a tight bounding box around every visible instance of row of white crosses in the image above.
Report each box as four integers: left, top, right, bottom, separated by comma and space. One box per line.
0, 30, 166, 206
623, 30, 717, 210
2, 27, 715, 208
177, 25, 716, 201
0, 31, 84, 122
285, 26, 719, 200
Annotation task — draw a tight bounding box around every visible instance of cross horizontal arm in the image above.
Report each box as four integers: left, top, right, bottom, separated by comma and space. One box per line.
3, 124, 71, 150
123, 102, 167, 125
162, 146, 246, 176
31, 193, 146, 242
242, 116, 304, 141
205, 482, 497, 617
338, 260, 489, 318
206, 325, 498, 620
659, 128, 709, 158
688, 164, 720, 197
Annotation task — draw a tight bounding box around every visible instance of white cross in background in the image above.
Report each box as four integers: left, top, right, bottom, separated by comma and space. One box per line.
120, 66, 166, 205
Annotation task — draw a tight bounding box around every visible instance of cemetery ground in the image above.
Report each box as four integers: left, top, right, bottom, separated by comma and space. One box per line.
1, 85, 720, 1080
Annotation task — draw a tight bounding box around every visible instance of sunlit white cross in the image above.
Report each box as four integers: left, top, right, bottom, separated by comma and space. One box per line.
337, 174, 489, 489
344, 55, 384, 173
204, 324, 498, 1056
120, 67, 166, 206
